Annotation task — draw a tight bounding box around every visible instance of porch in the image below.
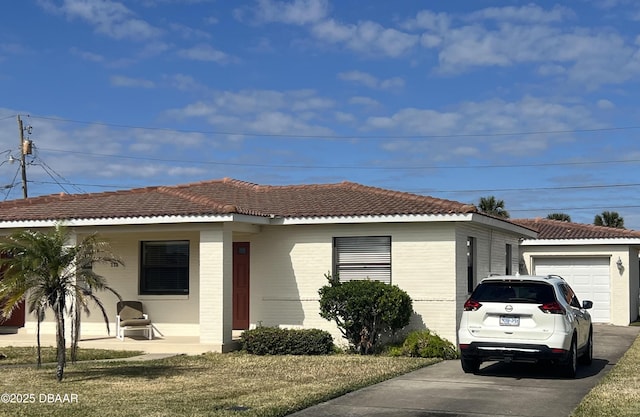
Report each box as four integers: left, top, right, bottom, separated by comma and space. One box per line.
0, 329, 243, 355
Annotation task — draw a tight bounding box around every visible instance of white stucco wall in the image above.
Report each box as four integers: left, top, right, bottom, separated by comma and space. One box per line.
248, 222, 460, 345
454, 223, 522, 340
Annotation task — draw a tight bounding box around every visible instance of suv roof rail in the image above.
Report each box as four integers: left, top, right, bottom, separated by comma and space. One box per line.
546, 274, 565, 281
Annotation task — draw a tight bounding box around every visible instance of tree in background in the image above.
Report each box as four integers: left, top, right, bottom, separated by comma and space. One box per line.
0, 225, 122, 381
547, 213, 572, 222
478, 196, 510, 218
594, 211, 625, 229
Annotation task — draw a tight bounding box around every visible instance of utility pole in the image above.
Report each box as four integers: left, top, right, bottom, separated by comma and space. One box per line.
16, 115, 31, 199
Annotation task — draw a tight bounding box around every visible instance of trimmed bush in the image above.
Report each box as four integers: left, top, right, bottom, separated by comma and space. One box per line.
318, 274, 413, 354
240, 326, 334, 355
388, 329, 459, 359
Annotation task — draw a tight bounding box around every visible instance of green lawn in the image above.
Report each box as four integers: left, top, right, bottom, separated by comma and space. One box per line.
0, 352, 437, 417
571, 333, 640, 417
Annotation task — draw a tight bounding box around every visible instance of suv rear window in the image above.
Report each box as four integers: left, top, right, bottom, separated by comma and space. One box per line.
472, 282, 555, 304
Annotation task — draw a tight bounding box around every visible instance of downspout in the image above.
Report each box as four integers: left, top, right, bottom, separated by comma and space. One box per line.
489, 230, 493, 273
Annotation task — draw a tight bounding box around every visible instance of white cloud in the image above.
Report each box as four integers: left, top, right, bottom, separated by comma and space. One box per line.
536, 63, 566, 76
251, 0, 329, 25
430, 20, 640, 88
204, 15, 219, 25
460, 96, 596, 134
177, 44, 231, 63
367, 96, 599, 158
338, 70, 378, 88
291, 96, 334, 111
110, 75, 155, 88
349, 96, 380, 107
597, 99, 615, 109
69, 47, 104, 62
165, 89, 336, 136
163, 73, 205, 92
420, 33, 442, 48
312, 19, 418, 57
169, 22, 212, 40
338, 70, 404, 90
402, 10, 450, 32
466, 4, 575, 23
379, 77, 404, 90
39, 0, 161, 40
394, 5, 640, 89
367, 108, 460, 135
334, 111, 356, 123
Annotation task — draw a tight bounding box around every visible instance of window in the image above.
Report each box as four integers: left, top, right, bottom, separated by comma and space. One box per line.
505, 244, 513, 275
467, 237, 476, 293
473, 282, 555, 304
140, 241, 189, 295
560, 283, 581, 308
334, 236, 391, 284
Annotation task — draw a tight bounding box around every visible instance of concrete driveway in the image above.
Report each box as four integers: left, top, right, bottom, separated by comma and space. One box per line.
289, 324, 640, 417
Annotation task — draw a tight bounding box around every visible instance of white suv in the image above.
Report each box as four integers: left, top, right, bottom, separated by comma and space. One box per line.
458, 274, 593, 377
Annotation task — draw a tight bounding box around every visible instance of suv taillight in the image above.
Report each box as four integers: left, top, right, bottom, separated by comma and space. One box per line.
539, 301, 566, 315
463, 299, 482, 311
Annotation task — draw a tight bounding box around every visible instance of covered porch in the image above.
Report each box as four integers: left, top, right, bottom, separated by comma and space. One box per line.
0, 329, 244, 355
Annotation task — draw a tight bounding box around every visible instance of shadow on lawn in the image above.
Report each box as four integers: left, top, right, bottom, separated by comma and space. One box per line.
63, 362, 205, 382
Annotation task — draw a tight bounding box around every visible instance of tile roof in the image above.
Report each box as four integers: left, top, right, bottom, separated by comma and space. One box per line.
0, 178, 479, 222
513, 218, 640, 240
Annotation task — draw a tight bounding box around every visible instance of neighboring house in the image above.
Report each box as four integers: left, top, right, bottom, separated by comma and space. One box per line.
0, 178, 535, 350
514, 218, 640, 326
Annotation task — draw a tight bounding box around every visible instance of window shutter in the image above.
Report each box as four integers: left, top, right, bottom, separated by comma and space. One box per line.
335, 236, 391, 284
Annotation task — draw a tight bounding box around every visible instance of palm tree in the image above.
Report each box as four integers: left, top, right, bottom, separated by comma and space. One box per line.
594, 211, 625, 229
0, 225, 122, 381
478, 196, 510, 218
547, 213, 572, 222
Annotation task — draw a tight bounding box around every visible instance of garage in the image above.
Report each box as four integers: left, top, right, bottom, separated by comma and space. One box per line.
534, 257, 611, 323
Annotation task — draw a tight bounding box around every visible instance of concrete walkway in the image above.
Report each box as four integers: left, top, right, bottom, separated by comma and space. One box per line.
0, 331, 214, 354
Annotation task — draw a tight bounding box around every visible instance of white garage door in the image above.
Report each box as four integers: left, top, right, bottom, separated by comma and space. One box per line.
534, 257, 611, 323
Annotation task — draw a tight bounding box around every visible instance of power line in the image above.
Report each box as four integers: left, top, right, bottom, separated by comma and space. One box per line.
423, 183, 640, 194
27, 114, 640, 140
508, 205, 640, 213
35, 146, 640, 171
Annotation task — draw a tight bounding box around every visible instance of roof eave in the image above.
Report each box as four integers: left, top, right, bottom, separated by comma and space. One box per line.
470, 214, 538, 238
522, 238, 640, 246
0, 213, 272, 229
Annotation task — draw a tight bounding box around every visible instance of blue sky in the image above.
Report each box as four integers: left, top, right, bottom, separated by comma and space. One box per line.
2, 0, 640, 228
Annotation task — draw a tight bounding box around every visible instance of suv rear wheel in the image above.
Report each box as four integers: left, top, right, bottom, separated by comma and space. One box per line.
579, 328, 593, 366
461, 357, 480, 374
562, 337, 577, 378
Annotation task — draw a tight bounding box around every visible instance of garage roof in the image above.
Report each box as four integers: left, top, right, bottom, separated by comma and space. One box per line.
514, 218, 640, 240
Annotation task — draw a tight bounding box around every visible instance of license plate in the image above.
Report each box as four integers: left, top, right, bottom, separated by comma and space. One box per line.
500, 316, 520, 326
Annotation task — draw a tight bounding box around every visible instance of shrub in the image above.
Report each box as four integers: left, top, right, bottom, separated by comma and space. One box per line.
318, 274, 413, 354
388, 329, 459, 359
240, 326, 334, 355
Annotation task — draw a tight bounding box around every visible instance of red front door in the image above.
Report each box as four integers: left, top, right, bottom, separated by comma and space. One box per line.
0, 300, 25, 327
233, 242, 250, 330
0, 255, 25, 327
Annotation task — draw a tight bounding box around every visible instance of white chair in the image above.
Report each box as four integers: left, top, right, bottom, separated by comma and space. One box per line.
116, 301, 153, 341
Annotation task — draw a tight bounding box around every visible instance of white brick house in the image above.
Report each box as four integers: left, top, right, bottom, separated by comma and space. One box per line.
0, 178, 535, 351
